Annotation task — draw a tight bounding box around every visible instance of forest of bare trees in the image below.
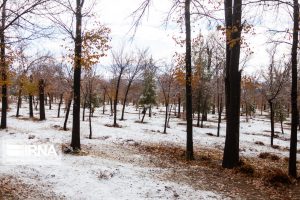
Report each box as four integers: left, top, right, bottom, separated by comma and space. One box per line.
0, 0, 299, 199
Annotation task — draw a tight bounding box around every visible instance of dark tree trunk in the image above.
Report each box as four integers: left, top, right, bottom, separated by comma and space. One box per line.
269, 101, 275, 146
141, 107, 147, 123
29, 94, 33, 118
197, 103, 200, 127
113, 74, 122, 127
39, 79, 46, 120
102, 89, 106, 114
121, 81, 133, 120
0, 1, 7, 129
63, 97, 72, 131
167, 105, 172, 128
16, 88, 22, 117
89, 91, 92, 139
280, 113, 284, 135
48, 93, 52, 110
163, 104, 168, 134
222, 0, 242, 169
82, 94, 87, 121
57, 93, 63, 118
149, 105, 152, 117
29, 75, 33, 118
184, 0, 194, 160
71, 0, 83, 150
261, 96, 263, 116
289, 0, 299, 178
109, 97, 113, 116
217, 96, 223, 137
178, 96, 181, 118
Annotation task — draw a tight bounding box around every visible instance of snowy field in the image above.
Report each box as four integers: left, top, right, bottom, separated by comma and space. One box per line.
0, 102, 299, 199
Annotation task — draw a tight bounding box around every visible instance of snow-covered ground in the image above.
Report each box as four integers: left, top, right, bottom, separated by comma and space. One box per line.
0, 103, 298, 199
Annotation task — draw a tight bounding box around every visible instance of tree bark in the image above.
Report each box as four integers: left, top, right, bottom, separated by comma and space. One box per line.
222, 0, 242, 169
163, 104, 168, 134
89, 86, 92, 139
71, 0, 83, 150
57, 93, 63, 118
289, 0, 299, 178
184, 0, 194, 160
178, 96, 181, 118
121, 80, 133, 120
29, 75, 34, 118
82, 93, 87, 121
16, 88, 22, 117
29, 94, 33, 118
48, 93, 52, 110
0, 1, 7, 129
113, 74, 122, 127
63, 97, 72, 131
197, 103, 200, 127
269, 100, 275, 146
149, 105, 152, 117
141, 107, 147, 123
217, 96, 223, 137
102, 89, 106, 114
109, 97, 113, 116
39, 79, 46, 120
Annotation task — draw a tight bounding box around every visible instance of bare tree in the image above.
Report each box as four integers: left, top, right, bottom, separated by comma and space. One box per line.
158, 64, 176, 134
120, 49, 146, 120
111, 48, 131, 127
261, 46, 290, 147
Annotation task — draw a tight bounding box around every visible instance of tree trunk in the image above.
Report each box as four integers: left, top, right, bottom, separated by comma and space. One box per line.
217, 96, 223, 137
167, 104, 172, 128
102, 89, 106, 114
289, 0, 299, 178
197, 103, 200, 127
141, 107, 147, 123
29, 94, 33, 118
109, 97, 113, 116
63, 97, 72, 131
48, 93, 52, 110
113, 74, 122, 127
121, 81, 132, 120
280, 113, 284, 135
57, 93, 63, 118
178, 96, 181, 118
246, 103, 249, 122
29, 75, 33, 118
269, 101, 275, 146
89, 92, 92, 139
16, 88, 22, 117
163, 104, 168, 134
184, 0, 194, 160
39, 79, 46, 120
149, 105, 152, 117
82, 94, 87, 121
222, 0, 242, 169
71, 0, 83, 150
0, 1, 7, 129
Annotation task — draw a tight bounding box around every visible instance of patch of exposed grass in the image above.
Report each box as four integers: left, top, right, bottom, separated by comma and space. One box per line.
258, 152, 280, 161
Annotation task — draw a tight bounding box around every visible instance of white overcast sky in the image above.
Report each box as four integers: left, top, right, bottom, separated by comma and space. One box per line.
32, 0, 294, 76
